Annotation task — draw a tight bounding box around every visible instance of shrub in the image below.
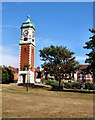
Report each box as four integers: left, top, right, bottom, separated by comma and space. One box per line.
72, 82, 85, 89
45, 79, 63, 90
14, 80, 18, 83
50, 80, 59, 87
75, 82, 82, 89
2, 66, 14, 84
45, 79, 53, 85
85, 83, 94, 90
89, 83, 94, 90
41, 79, 45, 84
64, 82, 72, 89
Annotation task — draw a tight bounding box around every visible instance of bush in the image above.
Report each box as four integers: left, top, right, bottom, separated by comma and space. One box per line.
85, 83, 94, 90
14, 80, 18, 83
45, 79, 63, 90
45, 79, 95, 90
72, 82, 95, 90
75, 82, 82, 89
50, 80, 59, 87
2, 66, 14, 84
41, 79, 45, 84
64, 82, 83, 89
45, 79, 52, 85
64, 82, 72, 89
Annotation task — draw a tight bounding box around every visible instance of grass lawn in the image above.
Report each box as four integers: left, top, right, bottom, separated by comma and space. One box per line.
2, 84, 94, 119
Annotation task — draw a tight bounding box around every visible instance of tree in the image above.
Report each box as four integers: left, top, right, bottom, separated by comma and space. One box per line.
39, 45, 79, 87
23, 64, 30, 71
2, 66, 14, 84
84, 28, 95, 82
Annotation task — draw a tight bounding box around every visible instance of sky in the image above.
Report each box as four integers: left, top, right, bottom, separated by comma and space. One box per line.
1, 2, 93, 68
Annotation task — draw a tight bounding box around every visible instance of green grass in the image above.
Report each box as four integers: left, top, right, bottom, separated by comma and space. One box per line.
2, 84, 94, 118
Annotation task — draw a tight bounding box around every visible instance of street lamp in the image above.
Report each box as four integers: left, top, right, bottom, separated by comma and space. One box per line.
26, 67, 30, 92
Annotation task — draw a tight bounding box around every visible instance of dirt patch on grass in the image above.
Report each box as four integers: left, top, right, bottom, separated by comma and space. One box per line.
2, 84, 94, 118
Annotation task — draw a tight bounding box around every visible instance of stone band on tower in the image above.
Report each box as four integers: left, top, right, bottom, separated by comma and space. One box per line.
18, 15, 35, 84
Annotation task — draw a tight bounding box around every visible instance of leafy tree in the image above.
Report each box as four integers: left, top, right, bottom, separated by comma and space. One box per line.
23, 64, 30, 71
39, 45, 79, 87
2, 66, 14, 84
84, 28, 95, 82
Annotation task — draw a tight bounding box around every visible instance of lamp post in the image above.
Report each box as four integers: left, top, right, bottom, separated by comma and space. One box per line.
26, 72, 28, 92
26, 68, 30, 92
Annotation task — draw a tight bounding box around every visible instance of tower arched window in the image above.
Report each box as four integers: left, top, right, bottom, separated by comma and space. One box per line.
32, 39, 34, 42
24, 48, 26, 52
24, 37, 28, 41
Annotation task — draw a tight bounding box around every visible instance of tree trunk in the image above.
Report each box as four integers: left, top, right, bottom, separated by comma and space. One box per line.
59, 79, 61, 89
93, 72, 95, 82
26, 83, 28, 92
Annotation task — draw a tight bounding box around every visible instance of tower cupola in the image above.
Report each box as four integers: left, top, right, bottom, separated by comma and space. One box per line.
21, 15, 35, 29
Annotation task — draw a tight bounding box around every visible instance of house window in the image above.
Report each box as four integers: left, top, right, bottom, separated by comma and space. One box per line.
80, 74, 82, 80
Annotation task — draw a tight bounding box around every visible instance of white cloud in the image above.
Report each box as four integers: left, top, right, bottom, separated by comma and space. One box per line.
0, 45, 19, 68
76, 56, 86, 61
36, 37, 54, 44
1, 54, 19, 67
2, 25, 19, 29
36, 37, 55, 50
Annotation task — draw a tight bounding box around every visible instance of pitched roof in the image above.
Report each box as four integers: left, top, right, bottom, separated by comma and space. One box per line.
8, 66, 18, 73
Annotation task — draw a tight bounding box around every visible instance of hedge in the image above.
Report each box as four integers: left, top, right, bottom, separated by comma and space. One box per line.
44, 79, 95, 90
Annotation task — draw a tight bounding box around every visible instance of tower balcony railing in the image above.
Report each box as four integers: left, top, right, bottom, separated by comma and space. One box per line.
19, 71, 28, 74
19, 39, 32, 44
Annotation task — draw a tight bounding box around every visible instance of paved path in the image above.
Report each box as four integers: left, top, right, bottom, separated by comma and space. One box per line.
34, 83, 52, 88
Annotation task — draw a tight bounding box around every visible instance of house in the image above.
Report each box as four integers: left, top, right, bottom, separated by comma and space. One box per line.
76, 64, 93, 82
34, 67, 42, 83
7, 64, 93, 83
8, 66, 18, 81
40, 64, 93, 83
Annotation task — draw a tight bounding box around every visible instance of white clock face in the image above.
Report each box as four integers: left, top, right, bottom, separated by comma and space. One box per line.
23, 30, 28, 36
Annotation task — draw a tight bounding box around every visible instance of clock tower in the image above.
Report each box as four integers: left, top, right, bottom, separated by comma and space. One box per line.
18, 15, 35, 84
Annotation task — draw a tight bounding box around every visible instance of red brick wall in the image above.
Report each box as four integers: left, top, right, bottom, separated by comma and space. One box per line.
20, 45, 29, 71
31, 46, 34, 72
14, 73, 18, 80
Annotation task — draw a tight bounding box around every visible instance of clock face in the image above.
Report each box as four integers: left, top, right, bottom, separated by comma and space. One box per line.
23, 30, 28, 36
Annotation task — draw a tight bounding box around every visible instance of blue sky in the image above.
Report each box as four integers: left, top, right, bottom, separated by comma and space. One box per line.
1, 2, 93, 68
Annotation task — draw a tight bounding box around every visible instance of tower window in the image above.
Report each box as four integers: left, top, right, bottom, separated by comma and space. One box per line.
24, 37, 28, 41
29, 35, 31, 39
24, 48, 26, 52
32, 33, 34, 38
32, 39, 34, 42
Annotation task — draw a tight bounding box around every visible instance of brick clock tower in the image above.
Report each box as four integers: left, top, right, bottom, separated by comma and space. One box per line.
18, 15, 35, 84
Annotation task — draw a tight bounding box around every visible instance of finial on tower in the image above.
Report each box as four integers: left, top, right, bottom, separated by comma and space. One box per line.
21, 15, 35, 29
26, 15, 31, 22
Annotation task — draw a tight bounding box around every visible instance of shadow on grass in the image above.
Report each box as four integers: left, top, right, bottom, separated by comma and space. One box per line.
51, 88, 95, 94
17, 83, 95, 94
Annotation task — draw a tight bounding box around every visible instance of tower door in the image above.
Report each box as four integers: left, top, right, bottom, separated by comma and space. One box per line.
22, 74, 26, 83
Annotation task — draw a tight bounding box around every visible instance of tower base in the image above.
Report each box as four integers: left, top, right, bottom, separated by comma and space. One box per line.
17, 71, 35, 84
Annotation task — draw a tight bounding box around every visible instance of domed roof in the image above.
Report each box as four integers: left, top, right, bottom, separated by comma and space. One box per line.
21, 15, 35, 29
